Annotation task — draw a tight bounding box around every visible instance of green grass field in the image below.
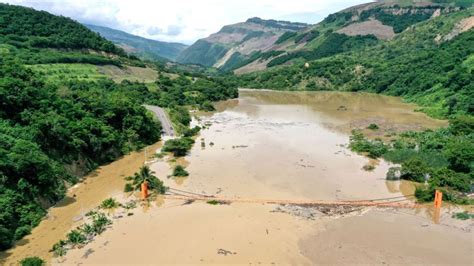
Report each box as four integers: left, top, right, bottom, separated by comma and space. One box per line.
27, 64, 107, 84
27, 63, 159, 85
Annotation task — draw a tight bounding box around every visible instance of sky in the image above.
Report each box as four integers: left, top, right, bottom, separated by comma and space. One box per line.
1, 0, 370, 44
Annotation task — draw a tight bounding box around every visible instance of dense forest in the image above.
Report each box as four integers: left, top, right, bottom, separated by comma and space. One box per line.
0, 3, 122, 53
0, 3, 237, 250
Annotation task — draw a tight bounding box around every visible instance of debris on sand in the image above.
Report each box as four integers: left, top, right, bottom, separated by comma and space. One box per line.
232, 145, 248, 149
337, 105, 348, 111
272, 205, 323, 220
217, 248, 237, 256
272, 204, 365, 220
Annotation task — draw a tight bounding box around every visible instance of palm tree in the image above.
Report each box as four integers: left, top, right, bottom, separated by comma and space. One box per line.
126, 166, 166, 194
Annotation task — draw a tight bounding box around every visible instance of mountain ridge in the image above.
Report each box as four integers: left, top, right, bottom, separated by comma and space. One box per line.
85, 24, 188, 61
176, 17, 309, 67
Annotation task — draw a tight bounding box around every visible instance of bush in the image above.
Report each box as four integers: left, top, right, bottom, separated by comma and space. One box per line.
401, 158, 430, 182
100, 198, 119, 209
162, 137, 195, 157
414, 186, 435, 202
183, 126, 201, 137
452, 212, 474, 220
20, 257, 44, 266
386, 167, 401, 180
367, 123, 379, 130
66, 229, 86, 245
124, 183, 134, 192
173, 165, 189, 177
349, 130, 387, 158
91, 213, 111, 235
51, 240, 67, 257
200, 101, 215, 111
80, 223, 94, 235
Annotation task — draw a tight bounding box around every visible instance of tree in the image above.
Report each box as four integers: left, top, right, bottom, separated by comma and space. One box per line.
401, 158, 430, 183
162, 137, 195, 157
125, 166, 166, 194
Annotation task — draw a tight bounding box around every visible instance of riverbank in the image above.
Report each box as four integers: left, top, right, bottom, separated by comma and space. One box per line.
0, 142, 162, 265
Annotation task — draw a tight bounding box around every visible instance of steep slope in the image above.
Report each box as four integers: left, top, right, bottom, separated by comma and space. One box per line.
233, 0, 470, 73
231, 7, 474, 118
176, 17, 308, 68
85, 24, 188, 61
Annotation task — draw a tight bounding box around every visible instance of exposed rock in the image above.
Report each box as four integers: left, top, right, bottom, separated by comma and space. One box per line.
337, 19, 395, 40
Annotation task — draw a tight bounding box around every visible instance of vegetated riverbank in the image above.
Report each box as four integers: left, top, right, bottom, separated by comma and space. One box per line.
349, 115, 473, 204
60, 90, 472, 264
0, 142, 163, 264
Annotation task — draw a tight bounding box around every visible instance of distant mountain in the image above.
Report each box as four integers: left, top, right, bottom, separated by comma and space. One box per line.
230, 2, 473, 118
177, 0, 470, 74
176, 17, 309, 68
85, 24, 188, 61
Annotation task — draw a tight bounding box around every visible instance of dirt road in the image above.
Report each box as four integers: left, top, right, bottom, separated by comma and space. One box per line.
144, 105, 175, 136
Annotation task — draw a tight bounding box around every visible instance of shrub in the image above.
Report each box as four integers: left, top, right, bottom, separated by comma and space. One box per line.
66, 229, 86, 245
430, 168, 471, 193
100, 198, 119, 209
20, 257, 44, 266
124, 183, 134, 192
91, 213, 111, 235
207, 200, 223, 205
51, 240, 67, 257
80, 223, 94, 235
414, 186, 435, 202
386, 167, 401, 180
400, 158, 430, 182
362, 164, 375, 171
173, 165, 189, 177
200, 101, 215, 111
183, 126, 201, 137
367, 123, 379, 130
349, 130, 387, 158
162, 137, 195, 157
452, 212, 474, 220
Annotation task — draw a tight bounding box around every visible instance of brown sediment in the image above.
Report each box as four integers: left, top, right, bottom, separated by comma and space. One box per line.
0, 142, 162, 265
298, 209, 473, 265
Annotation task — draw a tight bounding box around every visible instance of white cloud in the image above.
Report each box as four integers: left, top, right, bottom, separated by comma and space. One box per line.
1, 0, 370, 44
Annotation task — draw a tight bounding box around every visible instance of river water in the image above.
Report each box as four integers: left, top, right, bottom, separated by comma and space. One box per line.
2, 90, 472, 265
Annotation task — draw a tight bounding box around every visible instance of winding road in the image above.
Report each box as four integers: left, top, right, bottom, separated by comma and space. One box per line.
143, 105, 175, 136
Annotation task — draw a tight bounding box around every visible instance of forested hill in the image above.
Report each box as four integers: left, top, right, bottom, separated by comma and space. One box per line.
0, 3, 123, 54
85, 24, 188, 62
0, 4, 237, 251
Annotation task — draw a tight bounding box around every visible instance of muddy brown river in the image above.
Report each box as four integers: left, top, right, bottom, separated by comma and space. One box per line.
2, 90, 472, 265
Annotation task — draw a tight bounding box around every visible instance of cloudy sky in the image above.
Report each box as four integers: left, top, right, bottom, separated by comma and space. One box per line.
2, 0, 370, 44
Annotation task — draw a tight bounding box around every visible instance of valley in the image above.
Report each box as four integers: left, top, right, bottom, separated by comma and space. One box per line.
0, 0, 472, 265
5, 90, 471, 265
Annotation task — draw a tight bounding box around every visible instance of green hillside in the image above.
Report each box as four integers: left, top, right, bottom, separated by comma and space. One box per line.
232, 8, 473, 118
0, 3, 237, 250
226, 0, 472, 73
85, 24, 188, 61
